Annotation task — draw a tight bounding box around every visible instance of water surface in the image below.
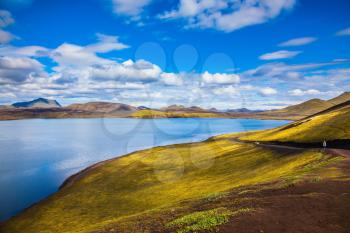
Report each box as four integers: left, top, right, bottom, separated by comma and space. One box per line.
0, 118, 289, 221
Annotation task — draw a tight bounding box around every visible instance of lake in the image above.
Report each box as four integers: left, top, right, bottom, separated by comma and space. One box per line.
0, 118, 289, 221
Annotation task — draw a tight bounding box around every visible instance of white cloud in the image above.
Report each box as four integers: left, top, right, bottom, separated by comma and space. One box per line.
85, 33, 129, 53
0, 56, 44, 83
0, 29, 17, 44
112, 0, 152, 17
279, 37, 318, 47
201, 71, 240, 85
89, 59, 162, 82
213, 85, 238, 96
160, 0, 296, 32
336, 27, 350, 36
51, 43, 112, 68
259, 87, 277, 96
51, 34, 129, 68
0, 56, 42, 70
0, 10, 18, 44
0, 10, 14, 28
259, 50, 302, 60
0, 45, 49, 57
244, 60, 349, 82
160, 72, 183, 86
288, 89, 321, 96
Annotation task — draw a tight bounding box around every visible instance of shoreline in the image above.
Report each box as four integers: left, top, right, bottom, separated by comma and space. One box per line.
2, 139, 211, 223
3, 132, 350, 225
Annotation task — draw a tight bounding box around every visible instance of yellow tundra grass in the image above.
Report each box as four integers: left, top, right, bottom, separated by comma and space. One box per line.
231, 105, 350, 143
1, 138, 339, 233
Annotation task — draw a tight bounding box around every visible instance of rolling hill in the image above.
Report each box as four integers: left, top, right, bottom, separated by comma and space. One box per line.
327, 92, 350, 105
236, 101, 350, 143
0, 100, 139, 120
66, 102, 138, 113
257, 92, 350, 120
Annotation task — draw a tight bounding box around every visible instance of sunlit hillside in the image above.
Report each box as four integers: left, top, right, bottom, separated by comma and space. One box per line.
238, 102, 350, 143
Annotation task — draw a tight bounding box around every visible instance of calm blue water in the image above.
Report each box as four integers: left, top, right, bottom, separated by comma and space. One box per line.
0, 118, 289, 221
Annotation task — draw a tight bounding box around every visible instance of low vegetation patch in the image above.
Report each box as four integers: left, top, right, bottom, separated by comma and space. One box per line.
166, 207, 253, 233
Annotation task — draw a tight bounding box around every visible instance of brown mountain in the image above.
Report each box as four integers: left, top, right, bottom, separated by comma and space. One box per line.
0, 101, 138, 120
12, 98, 61, 108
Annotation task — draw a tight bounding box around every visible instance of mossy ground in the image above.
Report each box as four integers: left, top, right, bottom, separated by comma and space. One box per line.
166, 207, 253, 233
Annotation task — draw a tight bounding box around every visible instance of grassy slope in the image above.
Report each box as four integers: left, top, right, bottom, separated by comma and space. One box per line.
327, 92, 350, 105
0, 139, 339, 233
257, 99, 334, 120
236, 104, 350, 143
257, 92, 350, 120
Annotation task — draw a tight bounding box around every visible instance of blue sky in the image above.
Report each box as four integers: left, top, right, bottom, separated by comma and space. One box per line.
0, 0, 350, 109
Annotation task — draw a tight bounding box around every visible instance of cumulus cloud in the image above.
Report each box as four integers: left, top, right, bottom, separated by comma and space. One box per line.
0, 56, 44, 83
259, 50, 302, 60
212, 85, 238, 96
259, 87, 278, 96
160, 0, 296, 32
160, 72, 183, 86
51, 34, 129, 68
112, 0, 152, 17
242, 60, 350, 86
279, 37, 318, 47
0, 45, 49, 57
288, 89, 321, 96
0, 10, 16, 44
51, 43, 111, 68
0, 29, 17, 44
336, 27, 350, 36
90, 59, 162, 82
85, 33, 129, 53
201, 71, 240, 85
0, 10, 14, 27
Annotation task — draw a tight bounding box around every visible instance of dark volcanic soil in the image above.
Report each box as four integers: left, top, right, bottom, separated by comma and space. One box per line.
220, 179, 350, 233
219, 150, 350, 233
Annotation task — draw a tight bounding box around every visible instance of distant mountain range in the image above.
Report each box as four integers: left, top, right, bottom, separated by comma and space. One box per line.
1, 92, 350, 121
226, 108, 263, 113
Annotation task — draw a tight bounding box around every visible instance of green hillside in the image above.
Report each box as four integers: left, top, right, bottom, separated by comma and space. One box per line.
238, 102, 350, 143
